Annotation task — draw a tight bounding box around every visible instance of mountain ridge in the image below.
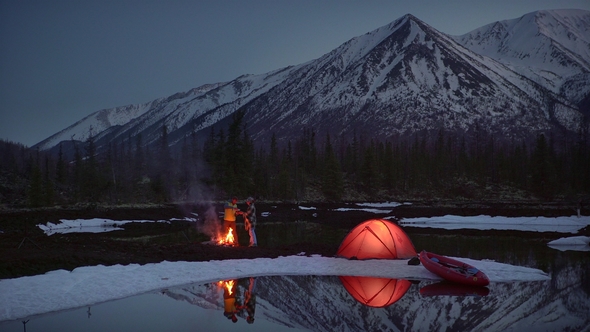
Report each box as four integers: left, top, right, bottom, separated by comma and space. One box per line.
34, 9, 590, 154
453, 9, 590, 102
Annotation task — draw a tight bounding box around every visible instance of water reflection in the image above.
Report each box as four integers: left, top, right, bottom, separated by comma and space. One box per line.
419, 281, 489, 297
158, 275, 587, 331
222, 279, 239, 323
339, 276, 411, 307
219, 277, 256, 324
1, 273, 588, 332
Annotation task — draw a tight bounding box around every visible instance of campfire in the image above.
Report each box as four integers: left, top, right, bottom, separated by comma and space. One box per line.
216, 228, 236, 246
198, 208, 239, 246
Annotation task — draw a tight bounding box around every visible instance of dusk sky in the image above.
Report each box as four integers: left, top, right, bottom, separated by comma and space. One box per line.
2, 0, 589, 147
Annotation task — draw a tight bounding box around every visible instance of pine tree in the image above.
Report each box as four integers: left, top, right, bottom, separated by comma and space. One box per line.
252, 147, 270, 198
382, 140, 395, 190
212, 128, 227, 196
152, 125, 172, 202
56, 143, 67, 185
72, 142, 83, 202
240, 126, 255, 194
268, 133, 279, 197
321, 133, 343, 201
28, 156, 43, 207
133, 134, 145, 182
531, 133, 556, 199
208, 110, 255, 197
81, 132, 100, 202
277, 150, 293, 200
360, 140, 379, 195
43, 154, 54, 206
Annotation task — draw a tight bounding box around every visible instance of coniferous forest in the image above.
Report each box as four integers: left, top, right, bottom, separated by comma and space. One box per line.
1, 111, 589, 207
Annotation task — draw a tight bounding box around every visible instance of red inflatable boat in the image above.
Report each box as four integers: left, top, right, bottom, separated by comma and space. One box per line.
419, 250, 490, 287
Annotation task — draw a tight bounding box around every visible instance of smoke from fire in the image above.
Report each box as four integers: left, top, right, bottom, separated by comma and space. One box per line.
196, 205, 221, 240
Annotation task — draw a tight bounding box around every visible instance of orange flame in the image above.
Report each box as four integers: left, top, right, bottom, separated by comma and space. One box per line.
225, 279, 235, 295
217, 279, 236, 295
217, 228, 236, 246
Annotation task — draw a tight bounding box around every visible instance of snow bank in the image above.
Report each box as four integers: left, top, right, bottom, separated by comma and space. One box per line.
547, 236, 590, 251
397, 215, 590, 233
0, 255, 549, 322
36, 218, 181, 235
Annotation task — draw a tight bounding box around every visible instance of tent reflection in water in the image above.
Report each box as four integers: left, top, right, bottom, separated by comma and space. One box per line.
336, 219, 417, 260
336, 219, 416, 307
339, 276, 412, 308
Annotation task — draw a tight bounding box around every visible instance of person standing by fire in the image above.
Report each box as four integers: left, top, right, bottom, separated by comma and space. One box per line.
244, 197, 257, 247
223, 196, 241, 246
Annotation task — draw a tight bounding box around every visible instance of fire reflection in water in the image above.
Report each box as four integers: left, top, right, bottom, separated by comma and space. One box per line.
217, 278, 256, 324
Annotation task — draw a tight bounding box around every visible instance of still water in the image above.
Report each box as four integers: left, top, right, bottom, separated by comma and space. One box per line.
1, 221, 589, 331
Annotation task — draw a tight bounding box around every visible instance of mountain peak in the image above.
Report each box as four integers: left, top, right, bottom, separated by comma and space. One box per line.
453, 9, 590, 101
35, 10, 589, 155
455, 9, 590, 62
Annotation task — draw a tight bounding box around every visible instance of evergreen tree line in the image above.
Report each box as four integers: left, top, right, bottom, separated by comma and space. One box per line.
1, 112, 589, 207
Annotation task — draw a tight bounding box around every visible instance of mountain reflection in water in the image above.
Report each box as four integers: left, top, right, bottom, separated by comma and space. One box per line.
1, 272, 586, 332
161, 274, 585, 332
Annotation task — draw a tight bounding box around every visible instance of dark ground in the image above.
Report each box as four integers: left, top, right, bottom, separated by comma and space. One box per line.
1, 201, 587, 279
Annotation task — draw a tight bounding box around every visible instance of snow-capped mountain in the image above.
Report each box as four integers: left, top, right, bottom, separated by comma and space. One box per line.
34, 10, 590, 154
453, 9, 590, 104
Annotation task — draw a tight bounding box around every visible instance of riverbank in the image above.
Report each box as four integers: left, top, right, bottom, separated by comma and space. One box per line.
0, 201, 586, 279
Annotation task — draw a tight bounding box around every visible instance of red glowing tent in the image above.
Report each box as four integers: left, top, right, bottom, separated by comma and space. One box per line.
339, 276, 411, 307
336, 219, 416, 260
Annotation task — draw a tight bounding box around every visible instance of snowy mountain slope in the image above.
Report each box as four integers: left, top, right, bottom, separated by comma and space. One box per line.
453, 9, 590, 104
34, 10, 589, 154
34, 82, 222, 151
37, 98, 162, 151
35, 66, 300, 152
108, 68, 298, 147
237, 14, 578, 145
